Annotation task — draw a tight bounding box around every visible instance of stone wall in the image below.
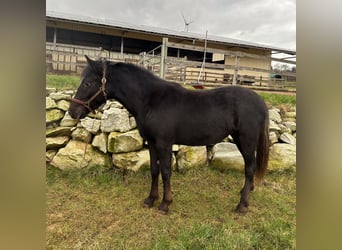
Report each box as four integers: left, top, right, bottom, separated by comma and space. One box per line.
46, 88, 296, 172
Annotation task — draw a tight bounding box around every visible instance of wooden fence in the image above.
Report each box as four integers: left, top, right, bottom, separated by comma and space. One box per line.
46, 42, 141, 74
46, 42, 295, 89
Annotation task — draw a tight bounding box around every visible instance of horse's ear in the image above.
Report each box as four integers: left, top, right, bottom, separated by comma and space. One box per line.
85, 55, 93, 65
84, 55, 102, 75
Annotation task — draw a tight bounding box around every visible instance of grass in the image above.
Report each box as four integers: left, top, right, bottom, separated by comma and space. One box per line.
46, 74, 80, 90
257, 92, 296, 107
46, 165, 296, 249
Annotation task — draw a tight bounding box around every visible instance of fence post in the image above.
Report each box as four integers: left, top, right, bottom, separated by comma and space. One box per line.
160, 37, 168, 79
120, 37, 124, 58
232, 55, 240, 85
53, 28, 57, 49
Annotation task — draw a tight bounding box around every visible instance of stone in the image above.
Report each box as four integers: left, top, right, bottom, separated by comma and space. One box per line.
51, 140, 111, 170
56, 99, 70, 111
50, 92, 71, 101
113, 149, 150, 172
46, 97, 57, 109
92, 133, 108, 153
279, 132, 296, 145
172, 144, 180, 152
271, 107, 280, 113
176, 146, 207, 172
46, 150, 57, 163
112, 150, 176, 172
283, 121, 296, 133
269, 131, 279, 145
286, 111, 296, 119
129, 116, 137, 129
71, 128, 92, 142
87, 110, 102, 120
210, 142, 244, 171
81, 117, 101, 133
46, 127, 73, 137
88, 111, 103, 119
102, 100, 124, 110
46, 109, 65, 123
269, 143, 296, 170
46, 88, 56, 95
107, 129, 143, 153
46, 136, 69, 150
101, 107, 131, 133
64, 90, 75, 95
269, 120, 281, 132
227, 135, 234, 143
269, 109, 282, 123
278, 124, 292, 134
60, 112, 78, 127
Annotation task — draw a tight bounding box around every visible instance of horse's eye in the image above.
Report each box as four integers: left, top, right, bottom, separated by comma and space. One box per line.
83, 82, 91, 88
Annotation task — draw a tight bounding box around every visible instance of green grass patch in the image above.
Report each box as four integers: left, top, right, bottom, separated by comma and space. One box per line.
258, 92, 296, 107
46, 74, 80, 90
46, 165, 296, 249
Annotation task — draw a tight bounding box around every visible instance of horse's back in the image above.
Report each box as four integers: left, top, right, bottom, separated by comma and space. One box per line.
182, 85, 268, 121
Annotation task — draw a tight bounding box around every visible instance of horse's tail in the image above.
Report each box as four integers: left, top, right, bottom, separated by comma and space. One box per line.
255, 118, 270, 181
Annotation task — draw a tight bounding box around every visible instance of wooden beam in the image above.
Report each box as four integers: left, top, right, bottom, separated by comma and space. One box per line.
165, 57, 273, 74
167, 42, 269, 60
271, 57, 296, 65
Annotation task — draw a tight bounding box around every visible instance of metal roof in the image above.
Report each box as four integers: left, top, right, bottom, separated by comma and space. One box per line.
46, 11, 296, 55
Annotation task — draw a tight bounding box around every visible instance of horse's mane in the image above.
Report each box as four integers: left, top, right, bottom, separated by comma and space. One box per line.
110, 61, 184, 90
110, 62, 157, 79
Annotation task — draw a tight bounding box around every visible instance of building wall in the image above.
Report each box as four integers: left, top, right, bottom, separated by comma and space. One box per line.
224, 48, 271, 79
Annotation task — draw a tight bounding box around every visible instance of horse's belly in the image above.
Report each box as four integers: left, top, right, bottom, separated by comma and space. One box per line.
175, 125, 229, 146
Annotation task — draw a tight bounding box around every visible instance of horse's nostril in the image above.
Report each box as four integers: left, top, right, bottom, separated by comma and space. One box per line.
68, 106, 83, 120
74, 113, 81, 120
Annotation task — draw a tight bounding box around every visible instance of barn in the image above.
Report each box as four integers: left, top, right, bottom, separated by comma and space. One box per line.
46, 11, 296, 86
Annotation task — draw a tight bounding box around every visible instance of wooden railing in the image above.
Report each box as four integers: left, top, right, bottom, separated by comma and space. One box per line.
46, 42, 295, 89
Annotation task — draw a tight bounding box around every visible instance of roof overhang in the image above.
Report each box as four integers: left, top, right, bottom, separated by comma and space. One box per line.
46, 11, 296, 56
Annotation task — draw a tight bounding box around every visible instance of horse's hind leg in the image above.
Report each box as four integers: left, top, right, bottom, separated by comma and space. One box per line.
144, 142, 160, 208
232, 133, 257, 214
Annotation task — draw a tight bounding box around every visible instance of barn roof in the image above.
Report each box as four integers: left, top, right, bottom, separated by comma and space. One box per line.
46, 11, 296, 55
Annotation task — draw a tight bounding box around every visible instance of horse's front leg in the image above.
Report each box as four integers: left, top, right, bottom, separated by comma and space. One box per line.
144, 142, 160, 208
156, 143, 173, 214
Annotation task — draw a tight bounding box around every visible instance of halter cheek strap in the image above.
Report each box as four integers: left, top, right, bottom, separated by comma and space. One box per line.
70, 60, 108, 114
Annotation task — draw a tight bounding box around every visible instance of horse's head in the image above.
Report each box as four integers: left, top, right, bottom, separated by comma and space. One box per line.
68, 55, 108, 119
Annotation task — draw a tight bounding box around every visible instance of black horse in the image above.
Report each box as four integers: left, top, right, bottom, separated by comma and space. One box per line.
68, 56, 269, 214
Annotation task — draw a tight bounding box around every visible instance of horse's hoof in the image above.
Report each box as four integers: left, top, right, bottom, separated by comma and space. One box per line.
158, 208, 169, 215
158, 201, 171, 214
143, 202, 152, 208
235, 204, 248, 214
143, 197, 156, 208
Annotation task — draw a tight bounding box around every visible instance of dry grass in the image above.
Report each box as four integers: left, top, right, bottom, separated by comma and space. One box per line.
46, 165, 296, 249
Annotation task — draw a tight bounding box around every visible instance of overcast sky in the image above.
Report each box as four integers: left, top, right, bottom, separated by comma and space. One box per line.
46, 0, 296, 51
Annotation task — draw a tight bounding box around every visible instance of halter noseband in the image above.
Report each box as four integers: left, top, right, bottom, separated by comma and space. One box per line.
70, 60, 108, 114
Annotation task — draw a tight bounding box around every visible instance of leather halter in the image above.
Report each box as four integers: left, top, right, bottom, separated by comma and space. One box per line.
70, 61, 108, 114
